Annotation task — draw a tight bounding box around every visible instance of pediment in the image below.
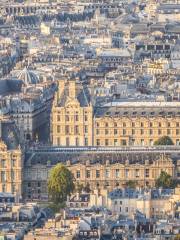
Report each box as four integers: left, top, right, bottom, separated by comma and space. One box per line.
65, 97, 80, 108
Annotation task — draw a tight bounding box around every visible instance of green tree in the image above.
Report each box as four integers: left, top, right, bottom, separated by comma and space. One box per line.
48, 163, 75, 203
174, 234, 180, 240
155, 171, 174, 189
125, 180, 136, 189
154, 136, 174, 146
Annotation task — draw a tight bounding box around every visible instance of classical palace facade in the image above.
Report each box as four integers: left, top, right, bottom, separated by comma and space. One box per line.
51, 80, 180, 147
0, 117, 23, 198
51, 80, 93, 146
23, 149, 180, 200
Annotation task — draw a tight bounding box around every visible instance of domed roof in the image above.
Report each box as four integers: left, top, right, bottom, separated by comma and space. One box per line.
13, 67, 40, 85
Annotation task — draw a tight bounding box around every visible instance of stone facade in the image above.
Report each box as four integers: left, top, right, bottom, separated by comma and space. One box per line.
51, 80, 180, 147
0, 140, 22, 197
23, 152, 179, 200
51, 80, 93, 146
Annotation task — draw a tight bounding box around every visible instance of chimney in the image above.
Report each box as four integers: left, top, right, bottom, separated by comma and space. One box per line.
58, 80, 66, 100
68, 80, 76, 99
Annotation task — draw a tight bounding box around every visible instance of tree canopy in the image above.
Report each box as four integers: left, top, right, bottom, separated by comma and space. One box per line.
154, 136, 174, 146
48, 163, 75, 203
125, 180, 136, 189
155, 171, 174, 189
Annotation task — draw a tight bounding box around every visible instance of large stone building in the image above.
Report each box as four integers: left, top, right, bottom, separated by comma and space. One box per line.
51, 80, 93, 146
0, 117, 23, 199
23, 148, 180, 200
51, 80, 180, 147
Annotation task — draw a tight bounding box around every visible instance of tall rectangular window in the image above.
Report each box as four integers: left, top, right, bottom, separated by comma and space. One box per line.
1, 171, 6, 182
96, 170, 100, 178
115, 169, 120, 178
125, 169, 129, 178
86, 170, 90, 178
85, 138, 88, 146
76, 171, 80, 179
57, 125, 60, 133
1, 160, 6, 168
85, 126, 88, 133
105, 169, 110, 178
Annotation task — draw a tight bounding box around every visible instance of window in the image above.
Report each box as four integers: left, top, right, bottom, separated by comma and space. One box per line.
37, 182, 41, 187
96, 122, 99, 127
105, 122, 108, 127
96, 129, 100, 135
141, 122, 144, 127
114, 129, 118, 135
76, 171, 80, 178
11, 159, 16, 167
125, 169, 129, 178
75, 126, 79, 134
115, 169, 120, 178
123, 122, 126, 127
75, 115, 79, 121
66, 137, 69, 146
167, 129, 171, 135
2, 184, 6, 193
176, 129, 180, 135
114, 122, 117, 127
141, 129, 144, 135
145, 169, 149, 178
141, 139, 144, 146
150, 122, 153, 127
114, 139, 118, 146
12, 184, 16, 194
96, 170, 100, 178
121, 140, 127, 146
1, 160, 6, 168
168, 122, 171, 127
158, 129, 162, 135
57, 115, 60, 121
122, 129, 126, 135
1, 171, 6, 182
85, 138, 88, 146
85, 125, 88, 133
65, 115, 69, 121
176, 122, 179, 127
105, 129, 109, 135
86, 170, 90, 178
149, 129, 153, 135
105, 139, 109, 146
105, 169, 110, 178
125, 207, 128, 212
159, 123, 161, 127
57, 137, 60, 145
11, 171, 15, 181
96, 139, 100, 146
65, 125, 69, 134
75, 137, 79, 146
132, 122, 135, 127
84, 115, 88, 121
57, 125, 60, 133
135, 169, 139, 178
